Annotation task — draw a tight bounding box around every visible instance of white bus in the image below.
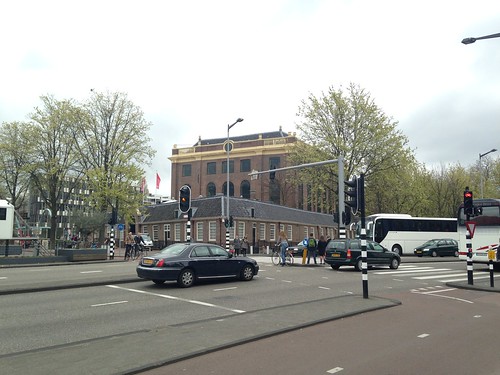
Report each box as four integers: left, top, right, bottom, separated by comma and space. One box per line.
362, 213, 458, 256
457, 198, 500, 269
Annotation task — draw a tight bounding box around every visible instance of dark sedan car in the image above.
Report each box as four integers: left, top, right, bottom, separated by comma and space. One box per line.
325, 239, 400, 271
414, 239, 459, 257
137, 242, 259, 288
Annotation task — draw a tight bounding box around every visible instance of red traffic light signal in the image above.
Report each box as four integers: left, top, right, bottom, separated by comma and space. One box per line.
463, 189, 473, 216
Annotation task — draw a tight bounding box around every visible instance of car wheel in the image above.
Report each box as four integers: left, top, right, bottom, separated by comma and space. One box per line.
152, 279, 165, 285
392, 245, 402, 256
240, 264, 255, 281
390, 258, 400, 269
431, 250, 438, 257
331, 264, 340, 270
355, 259, 363, 271
177, 269, 195, 288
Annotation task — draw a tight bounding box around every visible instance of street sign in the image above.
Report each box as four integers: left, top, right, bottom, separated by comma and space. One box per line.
117, 224, 124, 231
465, 221, 476, 238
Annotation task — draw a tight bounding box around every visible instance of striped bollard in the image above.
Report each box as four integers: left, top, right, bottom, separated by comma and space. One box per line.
109, 226, 115, 260
186, 220, 191, 243
466, 230, 473, 285
360, 227, 368, 299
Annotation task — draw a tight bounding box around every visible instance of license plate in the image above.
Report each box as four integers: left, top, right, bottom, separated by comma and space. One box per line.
332, 253, 340, 257
416, 250, 422, 254
143, 258, 154, 265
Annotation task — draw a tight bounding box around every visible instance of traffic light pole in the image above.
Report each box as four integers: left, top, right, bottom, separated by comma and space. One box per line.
359, 174, 368, 298
464, 188, 474, 285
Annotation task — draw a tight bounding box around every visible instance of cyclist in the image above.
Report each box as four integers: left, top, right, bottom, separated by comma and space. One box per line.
133, 233, 146, 259
277, 230, 289, 267
124, 232, 134, 260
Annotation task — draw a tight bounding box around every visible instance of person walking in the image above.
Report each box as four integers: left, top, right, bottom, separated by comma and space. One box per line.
306, 233, 317, 265
233, 235, 241, 256
124, 232, 134, 260
317, 235, 328, 265
241, 235, 249, 256
277, 230, 289, 266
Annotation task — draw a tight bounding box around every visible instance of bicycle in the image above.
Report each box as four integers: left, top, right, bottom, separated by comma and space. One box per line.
272, 245, 294, 266
132, 243, 145, 261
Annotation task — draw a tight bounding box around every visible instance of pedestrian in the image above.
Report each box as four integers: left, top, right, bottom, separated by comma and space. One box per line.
317, 235, 328, 265
306, 233, 317, 265
125, 232, 134, 260
277, 230, 289, 266
241, 235, 249, 256
233, 235, 241, 256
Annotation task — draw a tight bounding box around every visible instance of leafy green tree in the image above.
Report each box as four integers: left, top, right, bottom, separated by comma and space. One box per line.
291, 83, 417, 215
72, 91, 156, 239
0, 121, 32, 211
25, 96, 85, 248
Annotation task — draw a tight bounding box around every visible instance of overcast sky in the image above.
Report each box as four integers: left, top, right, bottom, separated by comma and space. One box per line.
1, 0, 499, 197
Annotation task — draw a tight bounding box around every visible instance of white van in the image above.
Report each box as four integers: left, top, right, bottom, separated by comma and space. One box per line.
140, 233, 153, 250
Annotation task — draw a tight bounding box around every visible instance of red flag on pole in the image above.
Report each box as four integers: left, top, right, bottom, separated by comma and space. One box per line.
156, 173, 161, 189
140, 177, 146, 193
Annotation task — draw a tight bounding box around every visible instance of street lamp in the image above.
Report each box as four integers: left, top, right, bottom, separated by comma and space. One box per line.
226, 118, 244, 249
462, 32, 500, 45
479, 148, 497, 198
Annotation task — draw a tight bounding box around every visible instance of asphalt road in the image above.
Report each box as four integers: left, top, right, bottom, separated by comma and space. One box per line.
1, 255, 499, 374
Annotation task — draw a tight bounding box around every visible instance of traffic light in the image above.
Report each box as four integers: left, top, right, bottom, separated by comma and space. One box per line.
224, 218, 229, 228
229, 216, 234, 227
345, 176, 359, 214
463, 189, 473, 216
179, 185, 191, 213
342, 207, 352, 225
269, 165, 276, 180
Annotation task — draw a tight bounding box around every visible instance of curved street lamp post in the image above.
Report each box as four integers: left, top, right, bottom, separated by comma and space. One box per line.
226, 118, 244, 250
480, 149, 497, 198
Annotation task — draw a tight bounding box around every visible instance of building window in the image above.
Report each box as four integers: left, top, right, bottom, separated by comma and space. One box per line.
207, 162, 216, 175
182, 164, 192, 177
240, 159, 251, 172
164, 224, 171, 241
174, 223, 181, 241
223, 182, 234, 197
222, 160, 234, 174
270, 180, 280, 205
237, 222, 245, 238
269, 156, 280, 170
152, 225, 159, 241
207, 182, 216, 197
303, 226, 308, 239
142, 226, 148, 234
270, 224, 276, 241
259, 223, 266, 240
209, 221, 217, 241
287, 225, 293, 241
240, 180, 250, 199
196, 222, 203, 242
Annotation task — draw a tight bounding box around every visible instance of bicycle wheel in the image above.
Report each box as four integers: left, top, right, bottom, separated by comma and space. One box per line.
272, 251, 280, 266
131, 246, 137, 260
285, 253, 293, 266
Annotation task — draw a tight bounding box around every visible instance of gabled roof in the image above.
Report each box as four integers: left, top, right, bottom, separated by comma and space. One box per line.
142, 196, 334, 226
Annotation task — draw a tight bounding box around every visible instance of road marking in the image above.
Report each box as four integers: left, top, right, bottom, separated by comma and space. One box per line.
106, 285, 246, 313
443, 274, 500, 282
318, 286, 330, 290
282, 280, 292, 283
91, 300, 128, 307
327, 367, 344, 373
0, 277, 7, 280
80, 270, 103, 274
418, 333, 430, 338
414, 273, 466, 280
213, 287, 237, 291
265, 277, 275, 280
375, 268, 451, 275
411, 288, 473, 304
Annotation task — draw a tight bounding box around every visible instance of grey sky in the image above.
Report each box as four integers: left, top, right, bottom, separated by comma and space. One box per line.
1, 0, 499, 196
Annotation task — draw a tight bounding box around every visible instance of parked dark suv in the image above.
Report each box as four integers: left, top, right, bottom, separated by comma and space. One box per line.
325, 239, 401, 271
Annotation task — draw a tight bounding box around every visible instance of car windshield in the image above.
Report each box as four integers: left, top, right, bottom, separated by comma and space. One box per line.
158, 243, 189, 257
142, 234, 152, 242
422, 240, 438, 246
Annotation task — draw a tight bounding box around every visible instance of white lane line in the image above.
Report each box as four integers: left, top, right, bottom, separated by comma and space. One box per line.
418, 333, 430, 338
327, 367, 344, 373
375, 268, 451, 275
0, 277, 7, 280
412, 289, 474, 304
80, 270, 103, 274
91, 300, 128, 307
414, 273, 466, 280
319, 286, 330, 290
420, 288, 457, 294
443, 274, 500, 282
282, 280, 292, 283
213, 287, 237, 291
106, 285, 246, 313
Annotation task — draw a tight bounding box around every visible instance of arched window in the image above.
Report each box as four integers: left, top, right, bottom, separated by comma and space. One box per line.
206, 182, 216, 197
222, 182, 234, 197
240, 180, 250, 199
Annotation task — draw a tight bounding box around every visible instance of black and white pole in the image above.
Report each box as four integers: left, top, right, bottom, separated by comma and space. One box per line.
359, 174, 368, 299
186, 209, 191, 243
489, 258, 494, 287
109, 226, 115, 259
466, 228, 473, 285
225, 228, 230, 252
